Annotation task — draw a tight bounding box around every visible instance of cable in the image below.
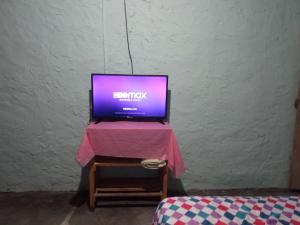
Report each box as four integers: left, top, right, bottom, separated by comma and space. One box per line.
102, 0, 106, 73
123, 0, 134, 74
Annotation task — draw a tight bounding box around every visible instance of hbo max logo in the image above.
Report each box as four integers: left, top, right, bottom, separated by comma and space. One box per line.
113, 92, 147, 99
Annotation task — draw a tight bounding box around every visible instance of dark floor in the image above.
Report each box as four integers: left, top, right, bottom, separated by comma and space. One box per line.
0, 189, 299, 225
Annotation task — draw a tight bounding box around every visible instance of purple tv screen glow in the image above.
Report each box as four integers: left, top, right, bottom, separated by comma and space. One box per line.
92, 75, 168, 118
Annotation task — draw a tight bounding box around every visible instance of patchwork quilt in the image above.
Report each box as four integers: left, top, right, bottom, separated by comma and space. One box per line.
152, 196, 300, 225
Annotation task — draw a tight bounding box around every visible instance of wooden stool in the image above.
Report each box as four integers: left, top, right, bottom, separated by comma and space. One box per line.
88, 156, 168, 210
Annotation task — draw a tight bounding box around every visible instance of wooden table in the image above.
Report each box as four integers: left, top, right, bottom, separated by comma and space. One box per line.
75, 121, 184, 210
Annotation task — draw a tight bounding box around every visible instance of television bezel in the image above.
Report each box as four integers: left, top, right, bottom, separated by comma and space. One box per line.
91, 73, 169, 122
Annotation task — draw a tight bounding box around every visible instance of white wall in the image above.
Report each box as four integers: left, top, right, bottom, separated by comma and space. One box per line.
0, 0, 300, 191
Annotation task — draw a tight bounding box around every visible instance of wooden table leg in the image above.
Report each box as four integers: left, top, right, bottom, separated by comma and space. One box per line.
161, 164, 168, 200
89, 158, 95, 210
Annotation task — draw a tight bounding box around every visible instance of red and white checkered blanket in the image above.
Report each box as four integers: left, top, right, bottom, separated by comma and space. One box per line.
152, 196, 300, 225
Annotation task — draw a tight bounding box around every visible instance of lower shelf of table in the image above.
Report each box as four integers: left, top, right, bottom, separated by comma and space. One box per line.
89, 156, 168, 210
95, 178, 162, 197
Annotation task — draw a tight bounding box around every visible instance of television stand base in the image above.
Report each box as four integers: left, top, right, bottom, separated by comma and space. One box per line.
157, 119, 165, 125
94, 119, 102, 124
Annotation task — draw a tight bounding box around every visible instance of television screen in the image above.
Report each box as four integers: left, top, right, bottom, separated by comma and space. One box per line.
91, 74, 168, 121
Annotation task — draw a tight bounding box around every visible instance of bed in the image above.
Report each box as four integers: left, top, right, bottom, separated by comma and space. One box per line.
152, 196, 300, 225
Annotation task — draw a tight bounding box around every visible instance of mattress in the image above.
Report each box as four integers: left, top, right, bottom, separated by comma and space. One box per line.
152, 196, 300, 225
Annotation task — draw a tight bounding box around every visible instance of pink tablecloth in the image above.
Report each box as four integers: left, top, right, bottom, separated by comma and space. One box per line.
75, 121, 185, 178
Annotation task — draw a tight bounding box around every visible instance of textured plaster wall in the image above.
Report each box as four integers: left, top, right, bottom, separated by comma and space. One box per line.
0, 0, 104, 191
0, 0, 300, 191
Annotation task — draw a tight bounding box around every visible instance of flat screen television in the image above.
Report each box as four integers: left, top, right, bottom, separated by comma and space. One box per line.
91, 74, 168, 122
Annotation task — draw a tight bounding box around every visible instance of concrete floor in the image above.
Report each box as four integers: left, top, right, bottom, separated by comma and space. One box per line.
0, 192, 157, 225
0, 189, 299, 225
